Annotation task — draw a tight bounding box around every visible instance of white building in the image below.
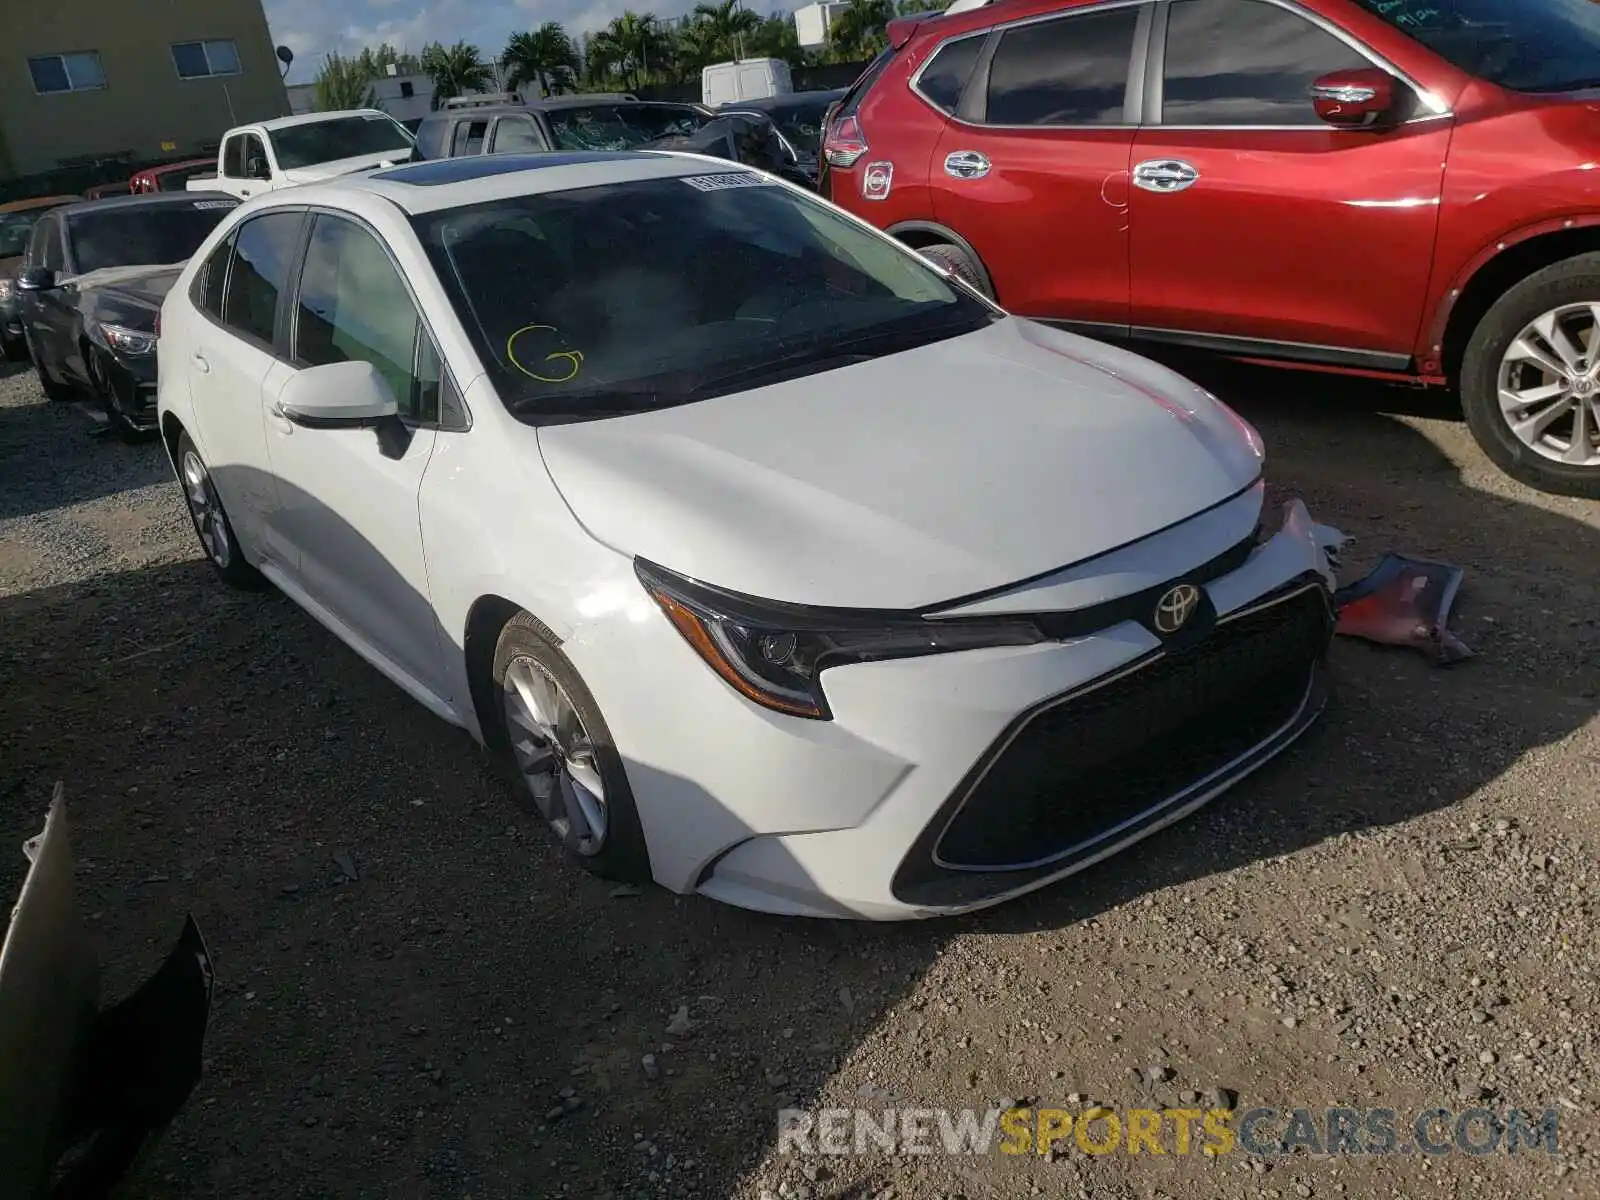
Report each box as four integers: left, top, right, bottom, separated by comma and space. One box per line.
794, 2, 850, 48
285, 65, 435, 122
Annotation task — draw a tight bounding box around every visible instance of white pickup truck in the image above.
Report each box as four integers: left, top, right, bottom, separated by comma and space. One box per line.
186, 109, 416, 199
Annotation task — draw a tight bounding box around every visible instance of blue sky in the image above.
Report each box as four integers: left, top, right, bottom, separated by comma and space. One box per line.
264, 0, 758, 82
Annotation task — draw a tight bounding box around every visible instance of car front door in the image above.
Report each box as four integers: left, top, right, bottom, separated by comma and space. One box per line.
261, 211, 446, 696
928, 3, 1148, 326
1127, 0, 1451, 364
188, 210, 308, 566
23, 214, 75, 369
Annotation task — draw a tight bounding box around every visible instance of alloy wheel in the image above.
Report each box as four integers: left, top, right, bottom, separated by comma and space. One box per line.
1496, 303, 1600, 469
502, 656, 608, 856
180, 450, 232, 569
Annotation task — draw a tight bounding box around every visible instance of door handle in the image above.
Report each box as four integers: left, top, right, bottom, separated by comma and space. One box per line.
1132, 159, 1199, 193
267, 403, 294, 435
190, 351, 210, 374
943, 150, 991, 180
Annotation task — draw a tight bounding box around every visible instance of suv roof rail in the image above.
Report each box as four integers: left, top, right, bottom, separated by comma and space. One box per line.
442, 92, 523, 109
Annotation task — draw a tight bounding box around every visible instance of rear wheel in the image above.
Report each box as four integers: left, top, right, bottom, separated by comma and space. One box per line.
1460, 253, 1600, 499
490, 613, 650, 884
918, 242, 993, 300
176, 433, 262, 589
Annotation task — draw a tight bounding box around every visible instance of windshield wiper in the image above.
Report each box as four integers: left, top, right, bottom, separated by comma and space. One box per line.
508, 384, 666, 417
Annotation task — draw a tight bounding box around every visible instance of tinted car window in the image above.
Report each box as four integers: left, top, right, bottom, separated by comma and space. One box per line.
1351, 0, 1600, 94
28, 216, 65, 271
223, 135, 246, 178
269, 115, 414, 170
453, 120, 489, 156
918, 35, 985, 114
293, 215, 434, 422
413, 174, 994, 419
1162, 0, 1368, 125
490, 115, 549, 153
986, 7, 1139, 125
221, 212, 303, 344
242, 134, 271, 179
193, 232, 234, 317
66, 201, 236, 274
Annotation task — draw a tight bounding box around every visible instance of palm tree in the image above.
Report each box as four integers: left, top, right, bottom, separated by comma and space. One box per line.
420, 40, 494, 107
829, 0, 895, 58
587, 13, 670, 92
502, 23, 580, 98
313, 53, 377, 111
692, 0, 761, 60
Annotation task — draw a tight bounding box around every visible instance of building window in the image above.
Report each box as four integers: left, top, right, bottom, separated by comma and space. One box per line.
172, 39, 241, 80
28, 51, 106, 94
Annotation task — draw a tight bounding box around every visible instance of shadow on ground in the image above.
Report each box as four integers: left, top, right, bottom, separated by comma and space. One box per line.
0, 363, 1594, 1197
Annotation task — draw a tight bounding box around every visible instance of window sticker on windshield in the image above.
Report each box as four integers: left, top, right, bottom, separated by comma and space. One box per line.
192, 200, 238, 210
681, 172, 772, 192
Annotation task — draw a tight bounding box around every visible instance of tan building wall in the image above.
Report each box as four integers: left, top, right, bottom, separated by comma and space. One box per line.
0, 0, 290, 179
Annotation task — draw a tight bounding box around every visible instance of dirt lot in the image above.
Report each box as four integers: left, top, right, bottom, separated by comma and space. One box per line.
1, 353, 1596, 1200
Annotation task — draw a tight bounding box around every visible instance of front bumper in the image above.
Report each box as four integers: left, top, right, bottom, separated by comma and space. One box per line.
93, 350, 158, 430
568, 495, 1341, 920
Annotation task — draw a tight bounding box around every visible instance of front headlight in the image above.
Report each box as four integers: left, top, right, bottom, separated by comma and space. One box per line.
89, 320, 156, 356
636, 560, 1043, 720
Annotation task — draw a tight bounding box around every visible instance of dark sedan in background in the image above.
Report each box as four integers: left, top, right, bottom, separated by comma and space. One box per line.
15, 192, 238, 436
0, 195, 81, 359
718, 89, 846, 188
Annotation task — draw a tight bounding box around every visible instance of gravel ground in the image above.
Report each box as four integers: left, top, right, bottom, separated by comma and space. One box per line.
0, 353, 1596, 1200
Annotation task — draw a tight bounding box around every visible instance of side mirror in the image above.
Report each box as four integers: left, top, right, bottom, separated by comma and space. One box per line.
246, 156, 271, 181
16, 267, 58, 292
278, 360, 399, 426
1311, 68, 1398, 128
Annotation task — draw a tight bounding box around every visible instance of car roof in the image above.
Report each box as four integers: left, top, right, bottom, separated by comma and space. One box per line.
254, 109, 394, 133
528, 93, 654, 110
57, 192, 238, 219
0, 195, 80, 214
268, 151, 752, 215
721, 89, 846, 113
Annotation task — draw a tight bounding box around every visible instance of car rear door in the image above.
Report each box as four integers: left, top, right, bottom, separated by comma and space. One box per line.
187, 210, 308, 566
1126, 0, 1450, 365
260, 211, 447, 697
928, 2, 1150, 326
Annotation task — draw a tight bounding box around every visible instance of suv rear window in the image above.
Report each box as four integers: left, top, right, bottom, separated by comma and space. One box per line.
916, 34, 986, 114
986, 7, 1139, 125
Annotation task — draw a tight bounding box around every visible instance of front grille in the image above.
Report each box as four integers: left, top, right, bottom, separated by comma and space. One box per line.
933, 582, 1332, 873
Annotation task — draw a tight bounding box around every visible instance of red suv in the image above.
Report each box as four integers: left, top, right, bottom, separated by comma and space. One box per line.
822, 0, 1600, 497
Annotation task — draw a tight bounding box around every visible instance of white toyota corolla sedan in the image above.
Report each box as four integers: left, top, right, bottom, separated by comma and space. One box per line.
156, 152, 1341, 919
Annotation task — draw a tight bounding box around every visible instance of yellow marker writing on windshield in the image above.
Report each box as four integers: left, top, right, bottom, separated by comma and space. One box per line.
507, 324, 584, 383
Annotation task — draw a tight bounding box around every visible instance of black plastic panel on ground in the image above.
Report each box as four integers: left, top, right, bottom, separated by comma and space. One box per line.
934, 585, 1333, 872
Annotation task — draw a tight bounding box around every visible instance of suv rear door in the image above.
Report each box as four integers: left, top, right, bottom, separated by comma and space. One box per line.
927, 1, 1150, 325
1127, 0, 1451, 365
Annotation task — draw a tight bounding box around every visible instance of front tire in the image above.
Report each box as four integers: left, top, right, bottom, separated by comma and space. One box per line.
176, 433, 262, 589
490, 613, 650, 884
918, 242, 994, 300
1460, 253, 1600, 499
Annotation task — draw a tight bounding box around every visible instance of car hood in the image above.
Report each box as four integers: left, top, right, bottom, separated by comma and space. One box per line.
536, 318, 1265, 609
280, 152, 412, 184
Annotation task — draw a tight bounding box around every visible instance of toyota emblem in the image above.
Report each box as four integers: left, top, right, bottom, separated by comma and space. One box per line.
1154, 583, 1201, 634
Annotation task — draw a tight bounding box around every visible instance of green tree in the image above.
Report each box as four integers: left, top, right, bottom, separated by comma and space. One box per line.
691, 0, 761, 59
747, 13, 806, 68
313, 52, 377, 111
502, 23, 581, 97
586, 13, 670, 92
420, 40, 495, 107
353, 42, 423, 78
829, 0, 895, 58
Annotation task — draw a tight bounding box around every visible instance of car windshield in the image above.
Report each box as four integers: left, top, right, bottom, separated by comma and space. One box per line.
67, 202, 234, 274
1353, 0, 1600, 93
414, 172, 996, 419
544, 104, 709, 151
763, 100, 836, 156
0, 210, 52, 258
269, 114, 414, 170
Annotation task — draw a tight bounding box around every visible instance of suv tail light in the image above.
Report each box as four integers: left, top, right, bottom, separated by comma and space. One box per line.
823, 114, 869, 168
